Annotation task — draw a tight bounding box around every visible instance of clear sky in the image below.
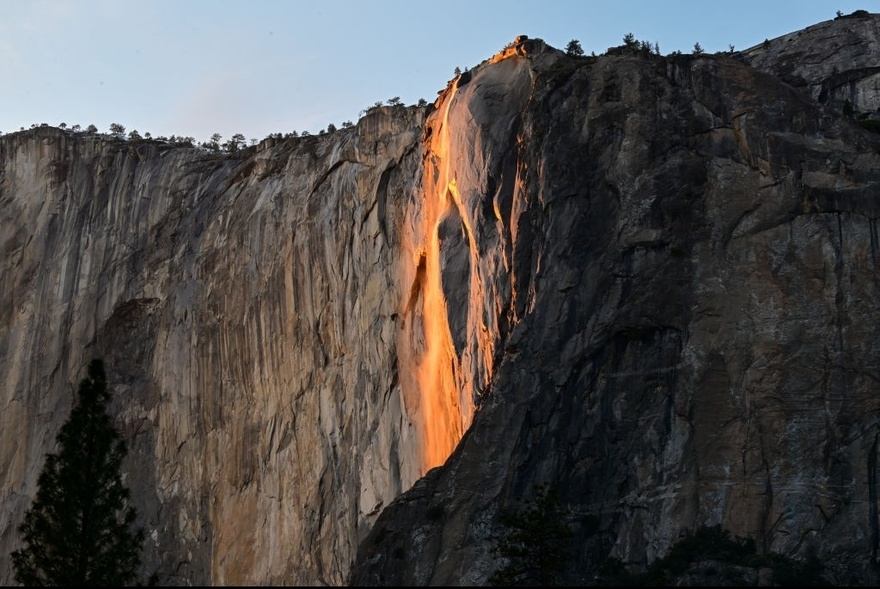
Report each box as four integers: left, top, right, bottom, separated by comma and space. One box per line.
0, 1, 871, 143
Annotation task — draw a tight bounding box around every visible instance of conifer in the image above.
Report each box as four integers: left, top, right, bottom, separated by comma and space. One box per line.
11, 359, 144, 586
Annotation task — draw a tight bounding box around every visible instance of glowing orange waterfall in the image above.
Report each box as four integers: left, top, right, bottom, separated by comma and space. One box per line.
417, 182, 459, 469
400, 81, 475, 473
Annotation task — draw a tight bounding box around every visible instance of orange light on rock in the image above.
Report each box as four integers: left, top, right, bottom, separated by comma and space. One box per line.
398, 83, 476, 473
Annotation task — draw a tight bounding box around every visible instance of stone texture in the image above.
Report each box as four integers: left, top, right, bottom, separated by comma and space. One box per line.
742, 10, 880, 114
351, 24, 880, 586
0, 108, 434, 585
3, 15, 880, 588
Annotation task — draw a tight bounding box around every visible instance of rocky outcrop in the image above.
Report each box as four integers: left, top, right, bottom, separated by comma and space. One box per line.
4, 15, 880, 588
351, 20, 880, 586
742, 10, 880, 115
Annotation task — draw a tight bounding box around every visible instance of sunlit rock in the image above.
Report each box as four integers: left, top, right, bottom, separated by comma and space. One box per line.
4, 15, 880, 587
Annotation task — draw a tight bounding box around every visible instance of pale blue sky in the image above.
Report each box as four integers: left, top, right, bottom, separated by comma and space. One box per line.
0, 1, 871, 143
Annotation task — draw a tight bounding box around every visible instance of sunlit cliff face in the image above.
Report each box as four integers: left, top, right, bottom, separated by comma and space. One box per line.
397, 45, 531, 473
398, 82, 475, 472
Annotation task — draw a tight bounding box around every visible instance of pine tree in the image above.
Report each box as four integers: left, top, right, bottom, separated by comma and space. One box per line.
565, 39, 584, 56
11, 359, 144, 586
489, 485, 573, 586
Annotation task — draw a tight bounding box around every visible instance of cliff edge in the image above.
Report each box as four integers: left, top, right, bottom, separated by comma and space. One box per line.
3, 15, 880, 587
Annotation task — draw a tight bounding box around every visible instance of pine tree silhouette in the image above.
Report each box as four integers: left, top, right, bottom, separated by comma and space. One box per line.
11, 359, 144, 586
489, 485, 573, 586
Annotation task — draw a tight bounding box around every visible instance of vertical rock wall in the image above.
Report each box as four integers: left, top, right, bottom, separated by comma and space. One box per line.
6, 16, 880, 588
0, 106, 457, 585
352, 35, 880, 586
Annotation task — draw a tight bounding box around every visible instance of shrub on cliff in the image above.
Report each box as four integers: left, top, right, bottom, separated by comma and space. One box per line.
10, 359, 145, 586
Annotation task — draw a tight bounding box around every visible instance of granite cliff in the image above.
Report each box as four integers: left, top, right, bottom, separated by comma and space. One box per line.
3, 13, 880, 586
1, 107, 434, 584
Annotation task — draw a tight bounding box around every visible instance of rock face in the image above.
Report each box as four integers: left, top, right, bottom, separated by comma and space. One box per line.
1, 109, 437, 585
742, 10, 880, 115
351, 19, 880, 586
3, 14, 880, 587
